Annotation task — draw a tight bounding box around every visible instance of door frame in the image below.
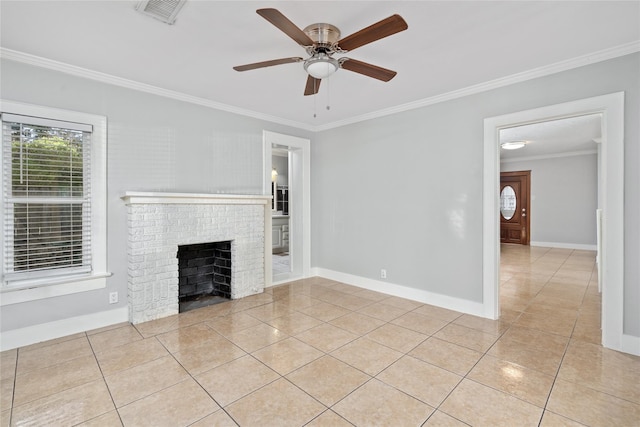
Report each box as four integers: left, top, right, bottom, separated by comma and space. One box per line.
483, 92, 628, 353
263, 131, 311, 286
500, 170, 531, 245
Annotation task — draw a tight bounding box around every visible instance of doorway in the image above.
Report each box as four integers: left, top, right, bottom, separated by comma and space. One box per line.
483, 92, 625, 353
272, 147, 290, 276
263, 131, 311, 286
500, 171, 531, 245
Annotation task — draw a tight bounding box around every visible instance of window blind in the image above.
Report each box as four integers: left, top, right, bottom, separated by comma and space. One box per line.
2, 113, 93, 282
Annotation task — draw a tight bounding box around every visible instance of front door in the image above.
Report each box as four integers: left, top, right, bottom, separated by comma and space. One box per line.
500, 171, 530, 244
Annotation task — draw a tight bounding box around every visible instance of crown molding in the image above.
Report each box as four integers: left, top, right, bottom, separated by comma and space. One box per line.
314, 41, 640, 131
0, 48, 315, 132
2, 40, 638, 133
500, 149, 598, 163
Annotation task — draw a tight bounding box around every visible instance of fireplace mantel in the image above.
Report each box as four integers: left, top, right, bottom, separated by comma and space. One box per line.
122, 191, 272, 205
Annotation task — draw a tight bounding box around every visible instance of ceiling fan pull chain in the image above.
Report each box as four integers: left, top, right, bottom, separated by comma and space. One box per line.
313, 79, 318, 118
326, 77, 331, 111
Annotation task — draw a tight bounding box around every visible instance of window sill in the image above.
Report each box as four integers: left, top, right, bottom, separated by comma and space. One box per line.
0, 272, 112, 306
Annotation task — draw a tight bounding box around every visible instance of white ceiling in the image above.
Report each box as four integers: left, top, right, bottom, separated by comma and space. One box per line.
1, 1, 639, 131
500, 114, 602, 160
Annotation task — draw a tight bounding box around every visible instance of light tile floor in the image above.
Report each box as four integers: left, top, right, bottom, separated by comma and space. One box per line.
273, 253, 290, 276
2, 245, 639, 426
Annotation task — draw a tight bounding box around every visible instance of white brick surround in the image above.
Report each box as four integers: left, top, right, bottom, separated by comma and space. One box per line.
122, 192, 271, 324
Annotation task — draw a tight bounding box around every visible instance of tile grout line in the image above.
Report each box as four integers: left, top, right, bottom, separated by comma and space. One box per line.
8, 347, 19, 427
85, 331, 125, 427
427, 313, 523, 425
505, 247, 597, 426
155, 323, 242, 426
11, 332, 109, 423
6, 254, 610, 427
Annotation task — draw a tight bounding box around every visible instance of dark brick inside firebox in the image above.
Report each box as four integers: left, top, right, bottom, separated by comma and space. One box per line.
177, 241, 232, 311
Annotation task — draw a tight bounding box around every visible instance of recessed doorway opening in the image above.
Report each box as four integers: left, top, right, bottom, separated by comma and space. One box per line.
483, 92, 625, 353
263, 131, 311, 287
272, 147, 291, 276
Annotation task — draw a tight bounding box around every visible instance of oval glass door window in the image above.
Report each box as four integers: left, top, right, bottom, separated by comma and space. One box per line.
500, 186, 516, 220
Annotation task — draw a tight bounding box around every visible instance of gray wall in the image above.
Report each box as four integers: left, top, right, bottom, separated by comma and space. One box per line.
0, 58, 312, 332
501, 154, 598, 246
311, 53, 639, 336
2, 53, 639, 338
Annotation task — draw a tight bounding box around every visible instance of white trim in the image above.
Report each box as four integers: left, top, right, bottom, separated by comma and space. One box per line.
484, 92, 626, 352
315, 42, 639, 131
263, 131, 311, 283
0, 113, 93, 132
121, 191, 271, 205
263, 140, 273, 288
0, 48, 315, 132
0, 273, 110, 306
0, 306, 128, 351
0, 100, 109, 301
314, 268, 485, 317
500, 149, 597, 164
2, 41, 638, 132
530, 241, 597, 251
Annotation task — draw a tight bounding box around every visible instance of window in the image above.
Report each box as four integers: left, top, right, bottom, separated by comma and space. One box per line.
1, 101, 108, 303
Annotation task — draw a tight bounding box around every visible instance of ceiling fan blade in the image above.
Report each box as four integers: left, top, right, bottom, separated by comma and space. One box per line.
233, 57, 303, 72
304, 75, 321, 96
340, 58, 397, 82
337, 14, 408, 52
257, 8, 315, 47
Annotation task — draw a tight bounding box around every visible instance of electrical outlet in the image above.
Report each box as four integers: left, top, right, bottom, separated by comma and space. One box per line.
109, 292, 118, 304
380, 269, 387, 279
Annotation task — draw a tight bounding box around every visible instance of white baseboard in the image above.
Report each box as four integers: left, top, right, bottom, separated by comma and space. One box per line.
531, 241, 597, 251
311, 270, 639, 357
0, 306, 129, 351
313, 268, 485, 318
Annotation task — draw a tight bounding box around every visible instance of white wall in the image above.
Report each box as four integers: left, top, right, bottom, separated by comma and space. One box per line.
311, 53, 640, 337
0, 58, 311, 333
501, 153, 598, 248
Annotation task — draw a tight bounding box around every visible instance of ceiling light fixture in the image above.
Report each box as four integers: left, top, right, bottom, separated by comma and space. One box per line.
501, 141, 528, 150
304, 54, 339, 79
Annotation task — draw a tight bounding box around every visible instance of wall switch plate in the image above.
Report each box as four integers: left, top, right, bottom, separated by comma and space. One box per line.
109, 292, 118, 304
380, 269, 387, 279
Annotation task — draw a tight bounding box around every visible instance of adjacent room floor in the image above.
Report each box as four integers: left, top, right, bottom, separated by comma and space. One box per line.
2, 245, 639, 426
272, 252, 290, 276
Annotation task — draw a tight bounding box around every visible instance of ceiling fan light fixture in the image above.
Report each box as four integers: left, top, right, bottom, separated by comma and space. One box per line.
501, 141, 528, 150
304, 55, 339, 79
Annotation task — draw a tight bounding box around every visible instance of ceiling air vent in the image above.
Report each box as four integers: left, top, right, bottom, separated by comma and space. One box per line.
135, 0, 186, 25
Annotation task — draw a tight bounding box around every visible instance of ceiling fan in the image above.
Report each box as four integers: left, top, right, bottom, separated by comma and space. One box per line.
233, 8, 408, 96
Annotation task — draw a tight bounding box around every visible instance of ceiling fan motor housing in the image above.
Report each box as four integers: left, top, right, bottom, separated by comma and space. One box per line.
303, 23, 341, 50
303, 23, 342, 79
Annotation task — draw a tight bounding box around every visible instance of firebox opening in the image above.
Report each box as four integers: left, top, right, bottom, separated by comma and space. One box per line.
177, 240, 232, 313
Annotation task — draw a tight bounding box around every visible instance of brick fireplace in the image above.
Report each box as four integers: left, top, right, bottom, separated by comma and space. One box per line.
122, 192, 272, 324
